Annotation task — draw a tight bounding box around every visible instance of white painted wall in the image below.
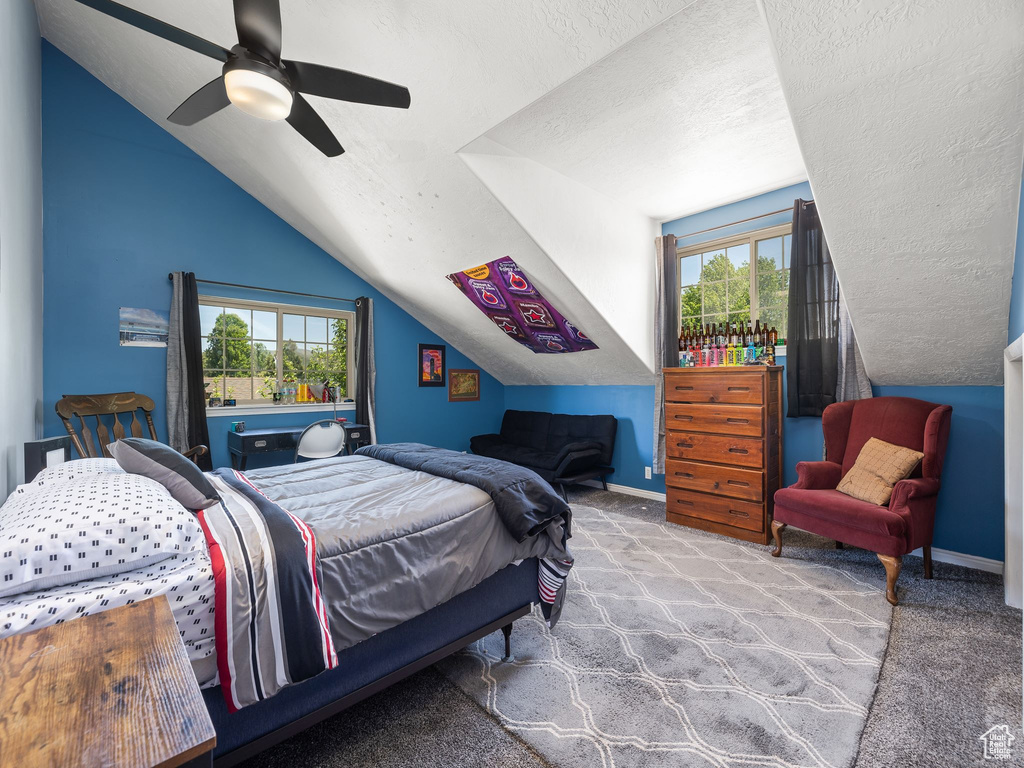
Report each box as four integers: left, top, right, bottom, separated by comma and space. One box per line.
757, 0, 1024, 386
0, 1, 44, 494
460, 137, 658, 377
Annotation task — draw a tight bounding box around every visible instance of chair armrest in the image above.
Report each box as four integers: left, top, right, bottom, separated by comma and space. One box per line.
793, 461, 843, 490
183, 445, 209, 465
889, 477, 940, 511
555, 448, 603, 479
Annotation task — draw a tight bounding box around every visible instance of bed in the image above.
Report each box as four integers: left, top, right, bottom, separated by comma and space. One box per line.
0, 443, 572, 765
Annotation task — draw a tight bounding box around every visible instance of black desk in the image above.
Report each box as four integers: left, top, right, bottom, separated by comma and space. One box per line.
227, 423, 369, 470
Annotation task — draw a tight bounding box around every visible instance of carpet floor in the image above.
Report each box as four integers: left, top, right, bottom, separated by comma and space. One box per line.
240, 487, 1023, 768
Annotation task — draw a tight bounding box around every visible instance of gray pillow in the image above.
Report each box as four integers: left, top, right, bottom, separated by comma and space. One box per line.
109, 438, 219, 511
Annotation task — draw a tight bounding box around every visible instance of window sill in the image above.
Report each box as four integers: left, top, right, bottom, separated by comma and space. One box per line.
205, 402, 356, 418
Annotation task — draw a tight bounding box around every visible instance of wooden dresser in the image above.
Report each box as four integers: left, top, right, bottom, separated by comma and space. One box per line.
663, 367, 783, 544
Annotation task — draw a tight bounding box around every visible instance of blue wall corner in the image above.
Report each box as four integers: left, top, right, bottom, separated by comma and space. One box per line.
41, 41, 505, 468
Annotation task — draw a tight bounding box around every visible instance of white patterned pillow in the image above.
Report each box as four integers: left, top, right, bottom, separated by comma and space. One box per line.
0, 473, 204, 598
16, 458, 125, 497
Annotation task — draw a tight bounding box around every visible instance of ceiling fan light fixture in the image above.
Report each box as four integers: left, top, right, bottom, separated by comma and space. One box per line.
224, 67, 293, 121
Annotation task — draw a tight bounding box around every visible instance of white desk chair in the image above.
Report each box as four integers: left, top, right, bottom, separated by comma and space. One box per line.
294, 420, 347, 462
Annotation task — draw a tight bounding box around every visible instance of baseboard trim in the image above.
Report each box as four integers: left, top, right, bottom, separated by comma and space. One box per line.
603, 482, 667, 502
589, 482, 1003, 575
908, 546, 1003, 575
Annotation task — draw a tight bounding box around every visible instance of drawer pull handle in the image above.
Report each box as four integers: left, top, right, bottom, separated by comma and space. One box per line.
726, 479, 750, 487
675, 472, 695, 479
728, 386, 750, 392
674, 414, 693, 421
679, 442, 694, 449
726, 418, 749, 424
675, 386, 694, 391
677, 499, 695, 507
728, 447, 749, 455
728, 509, 750, 518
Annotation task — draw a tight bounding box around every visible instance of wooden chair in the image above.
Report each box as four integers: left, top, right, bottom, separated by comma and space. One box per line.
55, 392, 209, 464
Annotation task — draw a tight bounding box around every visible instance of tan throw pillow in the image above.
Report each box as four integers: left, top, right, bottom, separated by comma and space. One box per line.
837, 437, 924, 506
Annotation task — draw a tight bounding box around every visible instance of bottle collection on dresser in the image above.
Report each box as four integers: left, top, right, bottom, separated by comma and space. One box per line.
678, 320, 780, 368
662, 364, 783, 545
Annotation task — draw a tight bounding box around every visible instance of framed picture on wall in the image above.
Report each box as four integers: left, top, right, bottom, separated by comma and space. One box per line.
418, 344, 446, 387
448, 369, 480, 402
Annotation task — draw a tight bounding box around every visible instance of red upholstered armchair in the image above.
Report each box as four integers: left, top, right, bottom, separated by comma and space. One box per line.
771, 397, 952, 605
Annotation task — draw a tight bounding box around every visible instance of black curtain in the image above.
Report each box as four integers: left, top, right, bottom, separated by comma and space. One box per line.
786, 200, 838, 418
181, 273, 213, 469
354, 296, 375, 440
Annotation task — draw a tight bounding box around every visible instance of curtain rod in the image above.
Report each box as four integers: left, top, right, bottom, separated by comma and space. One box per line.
669, 202, 811, 241
167, 273, 358, 304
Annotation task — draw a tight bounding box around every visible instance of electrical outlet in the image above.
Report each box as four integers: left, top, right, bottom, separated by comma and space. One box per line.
644, 466, 652, 480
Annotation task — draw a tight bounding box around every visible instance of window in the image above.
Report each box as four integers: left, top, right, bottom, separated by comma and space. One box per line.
678, 223, 791, 333
199, 296, 354, 406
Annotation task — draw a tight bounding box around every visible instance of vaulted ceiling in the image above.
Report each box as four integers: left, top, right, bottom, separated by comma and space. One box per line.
33, 0, 1024, 386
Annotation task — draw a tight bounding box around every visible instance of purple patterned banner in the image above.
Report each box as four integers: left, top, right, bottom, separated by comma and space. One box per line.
447, 257, 598, 354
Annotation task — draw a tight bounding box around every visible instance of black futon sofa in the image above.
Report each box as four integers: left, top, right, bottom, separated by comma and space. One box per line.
470, 410, 617, 498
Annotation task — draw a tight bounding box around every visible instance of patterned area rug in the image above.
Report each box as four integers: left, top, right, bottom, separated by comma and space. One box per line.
438, 505, 892, 768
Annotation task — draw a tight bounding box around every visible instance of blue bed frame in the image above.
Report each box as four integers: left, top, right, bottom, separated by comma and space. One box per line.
205, 558, 539, 765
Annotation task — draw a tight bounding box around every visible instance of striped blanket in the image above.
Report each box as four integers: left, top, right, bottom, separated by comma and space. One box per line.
197, 469, 337, 712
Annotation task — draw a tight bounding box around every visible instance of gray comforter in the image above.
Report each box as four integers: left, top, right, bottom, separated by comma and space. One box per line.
244, 454, 569, 651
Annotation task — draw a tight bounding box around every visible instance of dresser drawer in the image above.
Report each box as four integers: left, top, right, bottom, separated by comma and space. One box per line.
665, 459, 763, 502
666, 488, 764, 533
665, 432, 764, 469
664, 403, 763, 438
664, 372, 763, 405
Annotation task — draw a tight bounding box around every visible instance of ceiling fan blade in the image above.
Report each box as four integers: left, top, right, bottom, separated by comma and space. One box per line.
286, 94, 344, 157
283, 60, 411, 109
233, 0, 282, 62
167, 78, 231, 126
72, 0, 230, 62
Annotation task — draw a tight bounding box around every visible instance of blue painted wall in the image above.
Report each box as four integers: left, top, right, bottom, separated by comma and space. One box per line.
509, 182, 1006, 560
41, 43, 505, 469
1009, 175, 1024, 341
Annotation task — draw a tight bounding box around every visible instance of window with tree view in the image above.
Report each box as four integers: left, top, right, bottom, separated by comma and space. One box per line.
679, 224, 791, 334
199, 297, 354, 407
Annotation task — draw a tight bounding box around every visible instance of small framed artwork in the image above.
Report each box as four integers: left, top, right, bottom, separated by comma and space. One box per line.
448, 369, 481, 402
418, 344, 446, 387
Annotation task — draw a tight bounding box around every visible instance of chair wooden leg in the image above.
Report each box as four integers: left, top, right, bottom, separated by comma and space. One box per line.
878, 554, 902, 606
770, 521, 786, 557
923, 545, 933, 579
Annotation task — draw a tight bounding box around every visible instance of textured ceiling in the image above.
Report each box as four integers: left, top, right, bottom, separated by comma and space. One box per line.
758, 0, 1024, 385
482, 0, 806, 222
35, 0, 698, 385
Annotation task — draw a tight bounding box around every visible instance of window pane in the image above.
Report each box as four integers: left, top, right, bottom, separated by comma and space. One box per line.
223, 308, 251, 336
221, 372, 251, 402
201, 337, 221, 370
757, 236, 783, 272
252, 310, 276, 340
681, 285, 701, 320
306, 316, 328, 344
252, 376, 276, 402
727, 279, 750, 313
304, 343, 328, 383
282, 340, 304, 379
783, 234, 791, 269
679, 254, 702, 287
283, 313, 304, 342
701, 250, 729, 282
703, 280, 726, 315
760, 306, 787, 335
253, 340, 276, 375
727, 243, 750, 273
200, 306, 223, 336
758, 270, 790, 309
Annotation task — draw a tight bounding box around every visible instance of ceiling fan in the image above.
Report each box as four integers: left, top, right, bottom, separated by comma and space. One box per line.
72, 0, 412, 156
